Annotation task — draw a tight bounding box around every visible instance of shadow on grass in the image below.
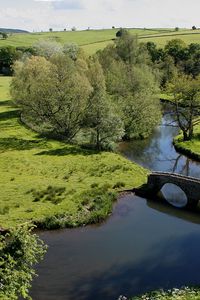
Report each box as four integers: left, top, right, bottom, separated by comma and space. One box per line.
0, 137, 48, 151
0, 100, 12, 107
36, 146, 99, 156
0, 110, 19, 121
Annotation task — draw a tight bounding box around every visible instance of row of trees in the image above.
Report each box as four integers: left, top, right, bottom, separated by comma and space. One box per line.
9, 30, 200, 144
145, 38, 200, 140
11, 32, 161, 149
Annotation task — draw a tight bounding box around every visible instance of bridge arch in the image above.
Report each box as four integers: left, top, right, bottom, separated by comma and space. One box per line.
146, 172, 200, 208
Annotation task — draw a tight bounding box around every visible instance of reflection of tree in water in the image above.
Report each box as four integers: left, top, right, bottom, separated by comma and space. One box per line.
158, 154, 190, 176
119, 112, 200, 176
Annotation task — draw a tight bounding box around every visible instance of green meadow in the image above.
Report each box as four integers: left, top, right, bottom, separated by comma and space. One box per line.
2, 28, 200, 54
0, 76, 147, 229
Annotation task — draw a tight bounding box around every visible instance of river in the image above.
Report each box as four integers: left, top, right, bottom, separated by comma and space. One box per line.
30, 113, 200, 300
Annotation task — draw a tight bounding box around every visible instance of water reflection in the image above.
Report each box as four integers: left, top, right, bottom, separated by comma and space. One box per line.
160, 183, 188, 208
119, 114, 200, 178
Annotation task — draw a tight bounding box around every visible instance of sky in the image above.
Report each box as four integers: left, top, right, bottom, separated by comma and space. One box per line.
0, 0, 200, 32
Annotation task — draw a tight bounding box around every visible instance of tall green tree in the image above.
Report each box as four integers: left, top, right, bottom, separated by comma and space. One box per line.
11, 54, 92, 141
85, 59, 124, 150
169, 74, 200, 140
0, 46, 19, 75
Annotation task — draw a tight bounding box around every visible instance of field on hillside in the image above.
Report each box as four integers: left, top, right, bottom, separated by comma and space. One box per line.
2, 28, 200, 54
0, 76, 147, 229
0, 28, 174, 47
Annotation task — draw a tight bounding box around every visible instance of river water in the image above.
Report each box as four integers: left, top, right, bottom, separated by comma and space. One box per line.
31, 114, 200, 300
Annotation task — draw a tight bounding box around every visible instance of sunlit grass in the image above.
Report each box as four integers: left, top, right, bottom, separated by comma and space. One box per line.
0, 77, 147, 229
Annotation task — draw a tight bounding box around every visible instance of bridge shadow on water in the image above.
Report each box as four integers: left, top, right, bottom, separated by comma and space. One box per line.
147, 198, 200, 225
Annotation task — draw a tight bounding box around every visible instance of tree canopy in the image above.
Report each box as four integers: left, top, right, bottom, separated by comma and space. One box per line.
0, 226, 46, 300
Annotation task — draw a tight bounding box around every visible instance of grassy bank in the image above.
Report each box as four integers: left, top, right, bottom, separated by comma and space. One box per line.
130, 287, 200, 300
174, 125, 200, 161
0, 76, 147, 229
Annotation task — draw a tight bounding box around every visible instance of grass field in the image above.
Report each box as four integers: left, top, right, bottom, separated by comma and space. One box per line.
1, 28, 199, 54
0, 76, 147, 229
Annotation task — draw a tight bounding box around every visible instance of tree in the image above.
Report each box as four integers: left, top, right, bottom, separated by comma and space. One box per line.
169, 74, 200, 140
164, 39, 187, 65
63, 43, 79, 61
159, 55, 177, 88
0, 46, 20, 75
0, 225, 46, 300
11, 54, 92, 141
0, 32, 8, 39
98, 32, 161, 140
116, 64, 161, 139
33, 40, 63, 59
146, 42, 164, 63
192, 25, 197, 30
85, 59, 124, 150
49, 28, 53, 32
175, 27, 179, 32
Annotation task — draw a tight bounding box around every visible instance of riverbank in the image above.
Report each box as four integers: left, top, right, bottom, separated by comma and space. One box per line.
0, 77, 148, 230
130, 287, 200, 300
173, 125, 200, 162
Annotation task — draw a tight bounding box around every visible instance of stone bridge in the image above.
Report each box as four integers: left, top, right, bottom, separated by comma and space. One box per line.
145, 172, 200, 207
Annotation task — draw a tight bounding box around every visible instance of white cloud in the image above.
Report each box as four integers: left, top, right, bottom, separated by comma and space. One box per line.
34, 0, 62, 2
1, 0, 200, 31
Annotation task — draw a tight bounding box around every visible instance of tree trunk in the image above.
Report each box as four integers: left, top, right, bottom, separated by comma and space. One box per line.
96, 129, 101, 150
188, 125, 193, 140
182, 130, 189, 141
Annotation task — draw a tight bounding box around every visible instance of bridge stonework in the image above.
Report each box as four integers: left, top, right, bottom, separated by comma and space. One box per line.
146, 172, 200, 206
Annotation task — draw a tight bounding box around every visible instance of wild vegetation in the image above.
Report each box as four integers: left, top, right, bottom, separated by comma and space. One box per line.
130, 287, 200, 300
0, 225, 47, 300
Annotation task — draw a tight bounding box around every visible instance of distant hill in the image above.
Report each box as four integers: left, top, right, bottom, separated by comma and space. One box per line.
0, 28, 29, 33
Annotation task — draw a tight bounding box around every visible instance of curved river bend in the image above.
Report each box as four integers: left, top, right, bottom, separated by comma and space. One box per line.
31, 114, 200, 300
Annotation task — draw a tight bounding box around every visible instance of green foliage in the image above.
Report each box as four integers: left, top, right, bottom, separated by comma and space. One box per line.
85, 58, 124, 149
11, 54, 92, 141
168, 73, 200, 140
164, 39, 187, 65
0, 46, 19, 75
98, 33, 161, 140
0, 225, 47, 300
130, 287, 200, 300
